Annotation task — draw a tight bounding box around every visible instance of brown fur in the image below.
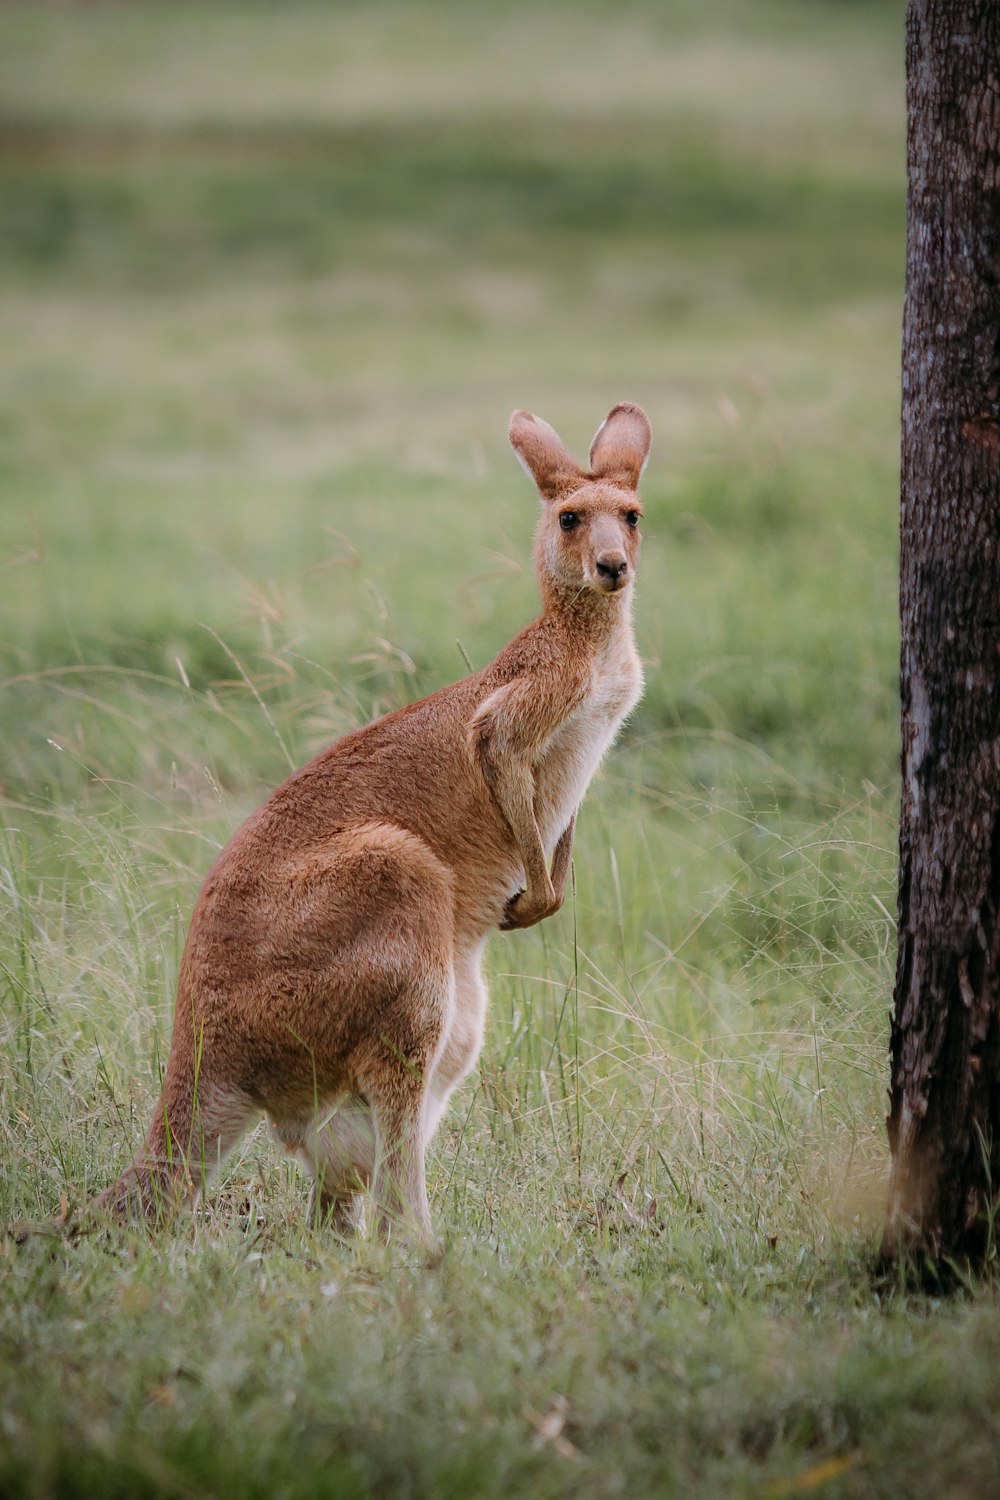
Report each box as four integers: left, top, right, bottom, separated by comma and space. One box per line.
95, 402, 651, 1243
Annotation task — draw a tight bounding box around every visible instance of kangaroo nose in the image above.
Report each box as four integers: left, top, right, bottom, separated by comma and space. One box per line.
595, 555, 628, 588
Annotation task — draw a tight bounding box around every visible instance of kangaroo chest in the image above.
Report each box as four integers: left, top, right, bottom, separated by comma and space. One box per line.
534, 643, 643, 853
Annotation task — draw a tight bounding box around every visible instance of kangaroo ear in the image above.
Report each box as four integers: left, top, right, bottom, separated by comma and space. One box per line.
508, 410, 584, 502
588, 402, 652, 490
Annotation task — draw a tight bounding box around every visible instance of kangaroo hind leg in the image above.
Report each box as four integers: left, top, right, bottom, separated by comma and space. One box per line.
272, 1103, 376, 1235
277, 821, 456, 1245
351, 957, 454, 1248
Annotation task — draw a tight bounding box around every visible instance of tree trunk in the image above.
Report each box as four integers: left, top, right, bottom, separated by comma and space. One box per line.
884, 0, 1000, 1269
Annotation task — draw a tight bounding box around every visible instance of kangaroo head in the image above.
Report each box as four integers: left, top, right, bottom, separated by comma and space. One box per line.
509, 403, 651, 599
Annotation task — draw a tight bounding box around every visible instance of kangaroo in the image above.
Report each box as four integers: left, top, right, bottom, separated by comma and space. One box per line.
96, 402, 651, 1243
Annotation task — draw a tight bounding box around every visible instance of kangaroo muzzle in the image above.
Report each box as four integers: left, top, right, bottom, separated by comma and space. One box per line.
595, 553, 629, 591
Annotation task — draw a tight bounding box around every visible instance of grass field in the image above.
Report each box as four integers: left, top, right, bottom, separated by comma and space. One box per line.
7, 2, 999, 1496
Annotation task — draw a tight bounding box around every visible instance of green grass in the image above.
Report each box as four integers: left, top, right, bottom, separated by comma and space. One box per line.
6, 1, 993, 1496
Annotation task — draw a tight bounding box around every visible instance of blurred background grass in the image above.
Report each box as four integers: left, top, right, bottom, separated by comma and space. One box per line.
1, 0, 903, 814
0, 4, 945, 1498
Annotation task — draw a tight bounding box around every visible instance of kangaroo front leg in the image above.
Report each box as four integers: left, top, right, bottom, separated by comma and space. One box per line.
549, 812, 576, 909
503, 812, 576, 929
491, 760, 556, 929
471, 681, 571, 930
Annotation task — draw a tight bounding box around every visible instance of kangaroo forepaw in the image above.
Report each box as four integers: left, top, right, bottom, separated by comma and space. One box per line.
499, 888, 561, 930
499, 890, 526, 929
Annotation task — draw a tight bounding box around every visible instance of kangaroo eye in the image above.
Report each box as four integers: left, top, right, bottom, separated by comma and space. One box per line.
625, 510, 640, 529
559, 511, 579, 531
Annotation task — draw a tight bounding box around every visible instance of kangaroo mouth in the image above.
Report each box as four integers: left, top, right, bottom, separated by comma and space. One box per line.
593, 572, 629, 595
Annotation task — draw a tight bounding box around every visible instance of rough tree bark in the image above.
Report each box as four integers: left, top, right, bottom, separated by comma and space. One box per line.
884, 0, 1000, 1269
